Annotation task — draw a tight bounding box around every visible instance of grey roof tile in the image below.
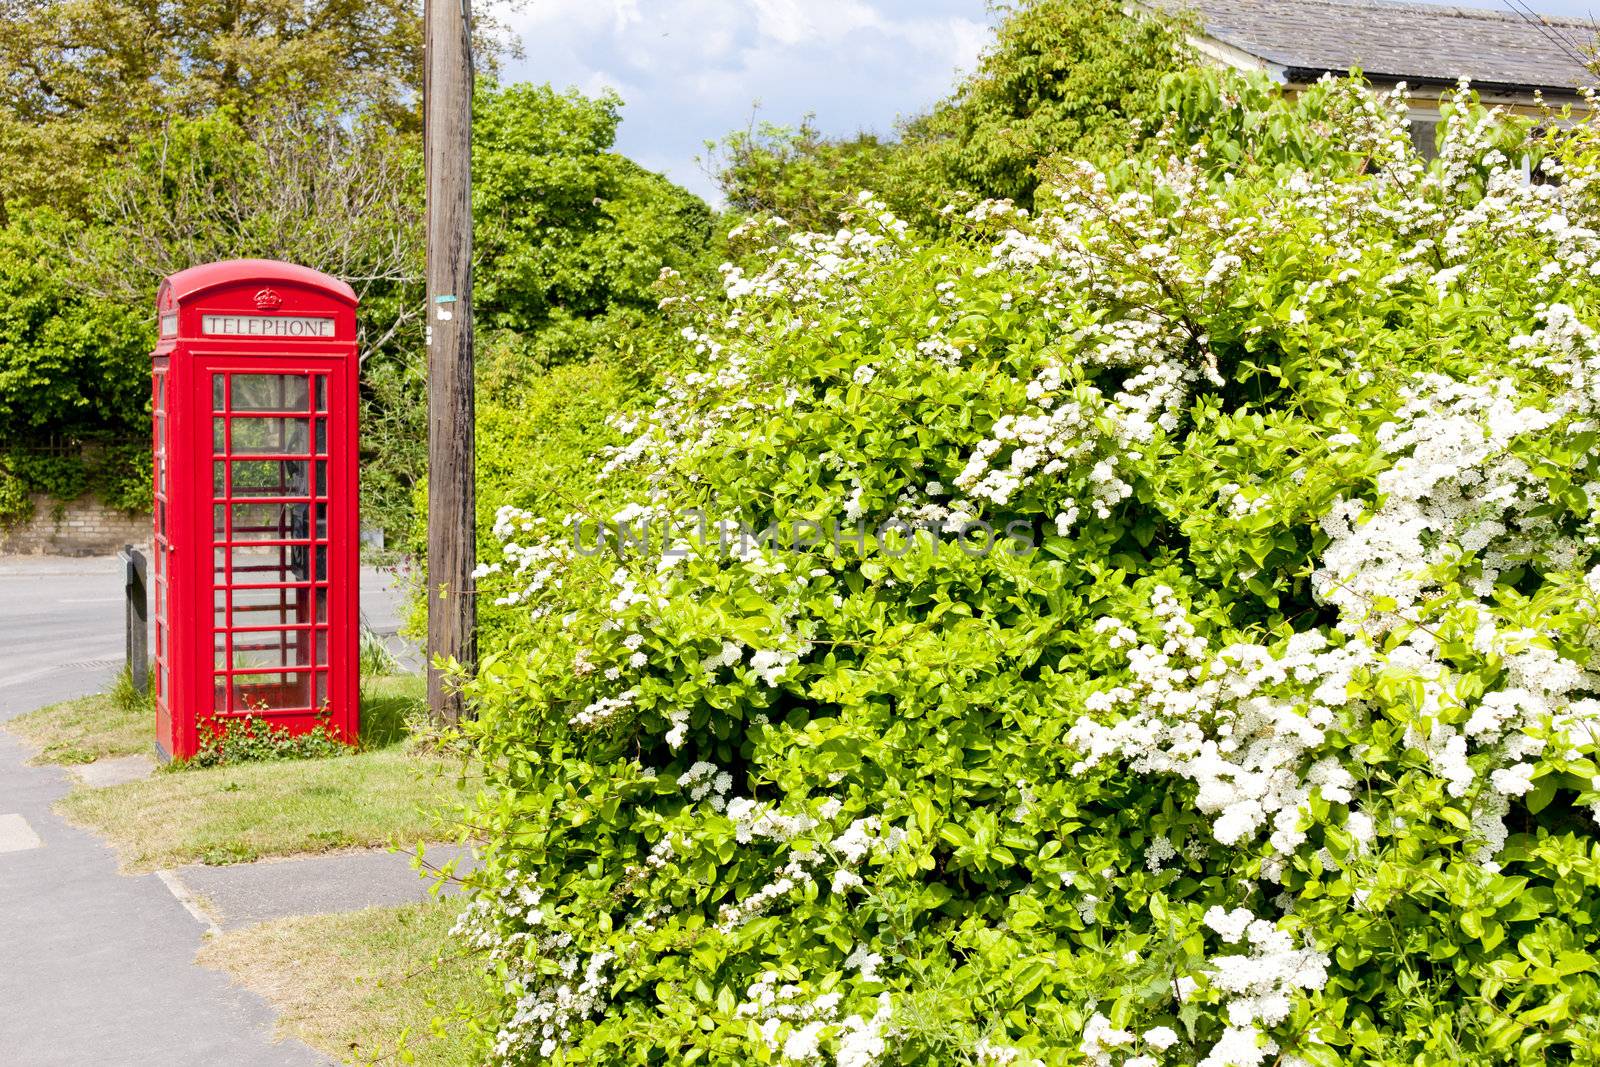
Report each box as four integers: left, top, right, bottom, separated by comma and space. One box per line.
1154, 0, 1597, 92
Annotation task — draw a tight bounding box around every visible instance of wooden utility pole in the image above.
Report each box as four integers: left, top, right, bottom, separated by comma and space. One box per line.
424, 0, 476, 726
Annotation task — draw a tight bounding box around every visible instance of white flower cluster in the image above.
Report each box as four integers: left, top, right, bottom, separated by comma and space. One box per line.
716, 851, 822, 934
973, 1036, 1039, 1065
712, 812, 909, 936
1081, 908, 1328, 1067
1070, 588, 1362, 859
1201, 910, 1330, 1067
1082, 1013, 1194, 1067
1315, 373, 1563, 631
486, 506, 571, 609
451, 871, 618, 1061
728, 796, 818, 843
736, 969, 895, 1067
679, 760, 734, 811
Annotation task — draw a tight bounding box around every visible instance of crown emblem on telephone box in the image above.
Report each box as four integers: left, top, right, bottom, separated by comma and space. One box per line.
253, 287, 283, 310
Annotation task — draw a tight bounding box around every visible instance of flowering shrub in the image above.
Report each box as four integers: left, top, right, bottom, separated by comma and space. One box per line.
458, 75, 1600, 1066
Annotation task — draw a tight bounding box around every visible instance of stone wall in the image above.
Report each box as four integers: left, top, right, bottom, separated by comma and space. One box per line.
0, 495, 150, 557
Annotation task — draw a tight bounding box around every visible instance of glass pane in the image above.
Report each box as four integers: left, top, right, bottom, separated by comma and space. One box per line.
212, 375, 225, 409
231, 585, 309, 628
233, 673, 313, 712
314, 419, 326, 455
228, 459, 310, 499
314, 460, 327, 497
230, 417, 310, 455
314, 377, 327, 412
213, 417, 225, 451
229, 502, 310, 544
220, 543, 306, 583
231, 374, 311, 413
314, 629, 328, 667
230, 632, 309, 670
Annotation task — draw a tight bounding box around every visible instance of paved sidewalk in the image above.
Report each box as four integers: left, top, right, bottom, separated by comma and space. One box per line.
0, 554, 422, 1065
175, 844, 472, 931
0, 728, 329, 1065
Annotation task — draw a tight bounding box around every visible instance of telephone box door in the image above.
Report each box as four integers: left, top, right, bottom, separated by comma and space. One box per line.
206, 364, 351, 728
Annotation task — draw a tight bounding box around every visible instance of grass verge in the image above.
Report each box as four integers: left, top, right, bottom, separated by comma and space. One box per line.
197, 901, 489, 1065
23, 673, 477, 872
59, 745, 475, 871
7, 672, 151, 765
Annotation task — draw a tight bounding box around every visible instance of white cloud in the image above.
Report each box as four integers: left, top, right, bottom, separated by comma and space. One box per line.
611, 0, 642, 33
751, 0, 815, 46
499, 0, 995, 205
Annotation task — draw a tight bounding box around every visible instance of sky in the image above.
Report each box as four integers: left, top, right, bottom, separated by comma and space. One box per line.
499, 0, 1600, 206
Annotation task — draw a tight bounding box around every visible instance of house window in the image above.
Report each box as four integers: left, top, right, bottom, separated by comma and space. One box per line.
1408, 118, 1439, 162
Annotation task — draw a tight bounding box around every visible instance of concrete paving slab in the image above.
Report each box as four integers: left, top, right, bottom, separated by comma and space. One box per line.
173, 844, 474, 931
0, 811, 43, 852
72, 753, 158, 788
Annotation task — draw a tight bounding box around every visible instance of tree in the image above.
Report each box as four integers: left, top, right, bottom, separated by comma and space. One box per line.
59, 104, 426, 530
0, 0, 515, 220
708, 0, 1193, 230
711, 116, 893, 233
77, 106, 423, 363
472, 83, 716, 339
891, 0, 1192, 214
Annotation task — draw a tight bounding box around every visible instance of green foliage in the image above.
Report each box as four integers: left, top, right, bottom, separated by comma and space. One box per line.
0, 211, 153, 520
714, 119, 895, 233
474, 83, 716, 336
0, 470, 30, 525
0, 213, 151, 440
185, 713, 349, 770
457, 77, 1600, 1065
109, 663, 154, 718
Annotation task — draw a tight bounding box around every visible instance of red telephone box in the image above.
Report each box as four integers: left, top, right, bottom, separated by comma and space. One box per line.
151, 260, 360, 761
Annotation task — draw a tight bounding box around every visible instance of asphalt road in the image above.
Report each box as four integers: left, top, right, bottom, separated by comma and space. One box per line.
0, 552, 413, 1066
0, 553, 413, 710
0, 554, 129, 708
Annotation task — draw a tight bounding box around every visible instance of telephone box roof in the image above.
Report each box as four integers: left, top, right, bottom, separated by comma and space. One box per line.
160, 259, 358, 305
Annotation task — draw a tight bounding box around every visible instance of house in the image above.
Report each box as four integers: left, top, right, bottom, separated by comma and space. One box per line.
1145, 0, 1597, 153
